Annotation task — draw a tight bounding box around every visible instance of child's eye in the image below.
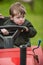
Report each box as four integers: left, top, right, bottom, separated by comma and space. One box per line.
17, 17, 20, 19
17, 16, 24, 19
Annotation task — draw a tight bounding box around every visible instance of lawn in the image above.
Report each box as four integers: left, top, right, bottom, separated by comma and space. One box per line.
0, 0, 43, 47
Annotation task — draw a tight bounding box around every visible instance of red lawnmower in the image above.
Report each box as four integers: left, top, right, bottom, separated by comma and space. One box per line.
0, 25, 43, 65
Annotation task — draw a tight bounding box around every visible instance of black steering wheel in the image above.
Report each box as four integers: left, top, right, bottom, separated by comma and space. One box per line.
0, 25, 27, 48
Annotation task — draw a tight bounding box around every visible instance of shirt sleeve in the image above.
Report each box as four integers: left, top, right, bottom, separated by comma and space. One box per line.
25, 21, 37, 38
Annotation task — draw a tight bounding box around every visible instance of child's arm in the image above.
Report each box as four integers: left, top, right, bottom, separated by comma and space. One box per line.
24, 21, 37, 38
27, 23, 37, 37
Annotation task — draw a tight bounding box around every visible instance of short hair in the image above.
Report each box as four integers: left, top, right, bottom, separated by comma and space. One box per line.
9, 2, 26, 16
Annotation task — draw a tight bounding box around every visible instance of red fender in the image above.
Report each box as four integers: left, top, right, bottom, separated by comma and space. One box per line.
0, 46, 43, 65
0, 48, 20, 65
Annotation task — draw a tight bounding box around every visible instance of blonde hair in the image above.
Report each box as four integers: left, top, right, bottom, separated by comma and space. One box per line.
9, 2, 26, 16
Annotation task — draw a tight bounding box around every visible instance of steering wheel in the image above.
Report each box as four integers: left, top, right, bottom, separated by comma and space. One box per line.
0, 25, 27, 48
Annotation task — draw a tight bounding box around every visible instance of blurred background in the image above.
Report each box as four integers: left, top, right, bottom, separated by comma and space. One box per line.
0, 0, 43, 47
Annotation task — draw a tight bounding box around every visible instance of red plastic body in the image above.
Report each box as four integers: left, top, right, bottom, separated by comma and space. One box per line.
0, 46, 43, 65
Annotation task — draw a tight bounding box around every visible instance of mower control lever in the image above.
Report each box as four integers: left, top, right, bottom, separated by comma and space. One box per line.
33, 40, 41, 52
38, 40, 41, 48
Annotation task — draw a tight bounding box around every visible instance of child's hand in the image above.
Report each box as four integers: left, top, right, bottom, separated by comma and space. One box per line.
21, 27, 29, 32
1, 29, 9, 35
24, 26, 29, 32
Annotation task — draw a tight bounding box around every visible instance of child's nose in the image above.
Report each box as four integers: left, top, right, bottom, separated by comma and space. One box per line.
20, 18, 23, 21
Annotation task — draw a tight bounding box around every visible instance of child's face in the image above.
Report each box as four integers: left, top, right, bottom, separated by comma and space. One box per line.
11, 13, 25, 25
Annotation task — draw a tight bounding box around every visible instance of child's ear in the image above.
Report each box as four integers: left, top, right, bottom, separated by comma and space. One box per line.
10, 15, 13, 20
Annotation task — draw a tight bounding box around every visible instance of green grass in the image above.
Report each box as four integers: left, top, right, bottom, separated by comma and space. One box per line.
0, 0, 43, 47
